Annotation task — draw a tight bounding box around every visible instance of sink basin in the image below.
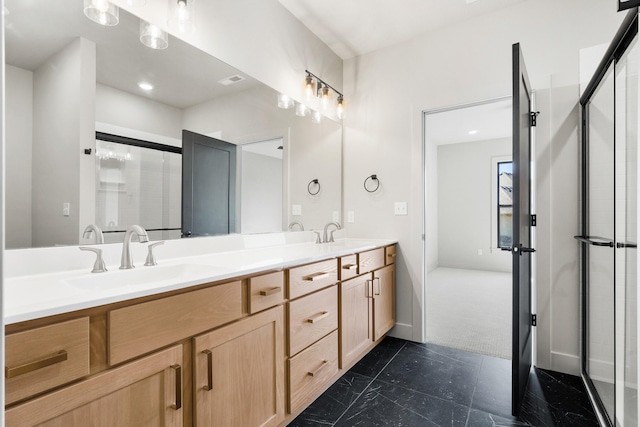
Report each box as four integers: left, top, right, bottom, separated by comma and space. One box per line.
64, 263, 229, 290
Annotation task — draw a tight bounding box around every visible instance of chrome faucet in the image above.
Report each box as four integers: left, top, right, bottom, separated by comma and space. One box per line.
323, 222, 341, 243
83, 224, 104, 244
288, 221, 304, 231
120, 225, 149, 269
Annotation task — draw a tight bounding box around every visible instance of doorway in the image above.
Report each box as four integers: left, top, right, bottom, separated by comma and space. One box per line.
423, 97, 513, 359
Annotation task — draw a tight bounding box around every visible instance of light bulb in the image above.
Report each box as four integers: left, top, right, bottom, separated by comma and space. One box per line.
305, 76, 315, 100
321, 85, 330, 109
84, 0, 119, 26
168, 0, 195, 34
336, 96, 345, 119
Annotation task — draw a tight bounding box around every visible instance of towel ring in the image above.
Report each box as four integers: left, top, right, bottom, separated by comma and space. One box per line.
364, 174, 380, 193
308, 179, 321, 195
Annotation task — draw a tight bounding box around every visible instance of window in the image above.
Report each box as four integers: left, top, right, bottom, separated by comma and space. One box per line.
497, 161, 513, 248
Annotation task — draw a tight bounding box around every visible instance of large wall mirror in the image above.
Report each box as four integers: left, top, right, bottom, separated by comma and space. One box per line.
5, 0, 342, 249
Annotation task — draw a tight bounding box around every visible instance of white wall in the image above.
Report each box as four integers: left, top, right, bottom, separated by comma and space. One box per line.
342, 0, 624, 374
240, 151, 282, 234
32, 38, 96, 248
437, 138, 511, 273
5, 65, 33, 249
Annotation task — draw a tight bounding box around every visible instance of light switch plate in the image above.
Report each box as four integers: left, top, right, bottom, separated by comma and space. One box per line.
292, 204, 302, 216
347, 211, 355, 223
63, 202, 70, 217
394, 202, 407, 215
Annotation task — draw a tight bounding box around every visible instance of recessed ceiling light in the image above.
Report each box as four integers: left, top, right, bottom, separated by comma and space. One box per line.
138, 82, 153, 91
468, 129, 478, 135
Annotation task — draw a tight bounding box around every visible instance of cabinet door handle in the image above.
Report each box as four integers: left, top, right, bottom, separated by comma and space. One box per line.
5, 350, 68, 379
365, 280, 372, 298
374, 277, 381, 295
303, 272, 330, 281
306, 311, 330, 323
203, 350, 213, 391
171, 364, 182, 410
342, 263, 357, 270
307, 360, 328, 377
259, 287, 281, 296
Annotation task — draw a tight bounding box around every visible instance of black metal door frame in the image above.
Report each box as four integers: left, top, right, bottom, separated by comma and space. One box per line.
577, 8, 638, 427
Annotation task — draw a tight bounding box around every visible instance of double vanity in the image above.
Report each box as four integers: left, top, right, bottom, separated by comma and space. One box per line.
4, 233, 396, 426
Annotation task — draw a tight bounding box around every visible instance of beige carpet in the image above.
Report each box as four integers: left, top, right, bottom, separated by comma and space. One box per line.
426, 267, 512, 359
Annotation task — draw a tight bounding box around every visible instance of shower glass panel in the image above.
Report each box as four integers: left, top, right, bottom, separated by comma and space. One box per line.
586, 63, 616, 422
615, 36, 639, 427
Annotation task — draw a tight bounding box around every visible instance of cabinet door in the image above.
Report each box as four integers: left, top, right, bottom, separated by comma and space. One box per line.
373, 264, 395, 341
193, 306, 284, 427
5, 345, 183, 427
340, 274, 372, 368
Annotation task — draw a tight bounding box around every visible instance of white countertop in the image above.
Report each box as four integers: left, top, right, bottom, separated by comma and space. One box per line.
5, 236, 396, 325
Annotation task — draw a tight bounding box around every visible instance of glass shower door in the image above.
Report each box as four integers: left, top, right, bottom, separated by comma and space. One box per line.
585, 63, 616, 424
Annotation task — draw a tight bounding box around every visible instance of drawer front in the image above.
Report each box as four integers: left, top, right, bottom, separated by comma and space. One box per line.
385, 244, 397, 265
248, 271, 284, 314
288, 330, 339, 414
358, 248, 385, 274
288, 259, 338, 300
339, 254, 358, 281
288, 286, 338, 356
109, 281, 242, 365
6, 317, 90, 405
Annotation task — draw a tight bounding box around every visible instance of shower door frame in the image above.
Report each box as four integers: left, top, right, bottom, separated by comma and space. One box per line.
578, 8, 638, 427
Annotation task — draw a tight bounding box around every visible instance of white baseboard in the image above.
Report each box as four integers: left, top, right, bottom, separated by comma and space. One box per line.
550, 351, 580, 376
387, 322, 414, 341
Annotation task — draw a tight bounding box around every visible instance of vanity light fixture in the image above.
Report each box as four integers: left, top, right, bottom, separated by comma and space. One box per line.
168, 0, 196, 34
311, 110, 322, 124
83, 0, 119, 26
140, 20, 169, 50
126, 0, 147, 6
277, 93, 294, 109
304, 70, 345, 118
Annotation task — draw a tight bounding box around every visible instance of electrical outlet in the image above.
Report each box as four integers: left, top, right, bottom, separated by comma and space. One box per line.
394, 202, 408, 215
347, 211, 355, 223
292, 204, 302, 216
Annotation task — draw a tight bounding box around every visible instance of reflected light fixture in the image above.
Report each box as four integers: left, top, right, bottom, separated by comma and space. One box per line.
296, 103, 309, 117
140, 20, 169, 50
168, 0, 196, 34
126, 0, 147, 6
278, 93, 294, 109
304, 70, 345, 119
83, 0, 119, 26
138, 82, 153, 91
311, 110, 322, 124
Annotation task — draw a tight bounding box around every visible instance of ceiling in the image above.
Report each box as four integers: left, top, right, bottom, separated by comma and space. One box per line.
278, 0, 528, 60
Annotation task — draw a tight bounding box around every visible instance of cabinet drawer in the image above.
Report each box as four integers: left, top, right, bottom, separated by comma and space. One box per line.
5, 317, 90, 405
248, 271, 284, 314
358, 248, 385, 274
288, 330, 339, 414
109, 281, 242, 365
339, 254, 358, 281
385, 245, 397, 265
288, 259, 338, 300
288, 286, 338, 356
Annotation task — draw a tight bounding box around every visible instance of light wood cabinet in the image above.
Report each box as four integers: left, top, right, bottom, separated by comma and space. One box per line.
288, 258, 338, 299
193, 306, 284, 427
358, 248, 385, 274
340, 275, 373, 368
5, 317, 90, 405
248, 271, 284, 314
339, 254, 358, 281
288, 285, 338, 357
373, 264, 396, 340
6, 345, 183, 427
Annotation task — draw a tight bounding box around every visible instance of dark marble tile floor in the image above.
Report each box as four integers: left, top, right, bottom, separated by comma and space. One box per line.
290, 337, 598, 427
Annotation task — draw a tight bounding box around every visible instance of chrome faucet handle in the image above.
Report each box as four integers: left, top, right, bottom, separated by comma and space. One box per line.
79, 247, 108, 273
312, 231, 322, 244
329, 229, 337, 243
144, 241, 165, 266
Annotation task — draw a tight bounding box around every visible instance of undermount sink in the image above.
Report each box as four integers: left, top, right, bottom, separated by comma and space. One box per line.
64, 263, 229, 290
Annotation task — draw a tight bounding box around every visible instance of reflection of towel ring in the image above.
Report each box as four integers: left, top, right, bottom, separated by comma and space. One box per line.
308, 179, 321, 195
364, 174, 380, 193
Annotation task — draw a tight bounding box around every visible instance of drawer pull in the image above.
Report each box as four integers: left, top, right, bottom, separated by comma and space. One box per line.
387, 253, 397, 259
306, 311, 330, 323
203, 350, 213, 391
5, 350, 68, 379
308, 360, 328, 377
374, 277, 381, 295
342, 263, 357, 270
303, 272, 330, 281
171, 364, 182, 410
365, 280, 373, 298
259, 287, 281, 296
